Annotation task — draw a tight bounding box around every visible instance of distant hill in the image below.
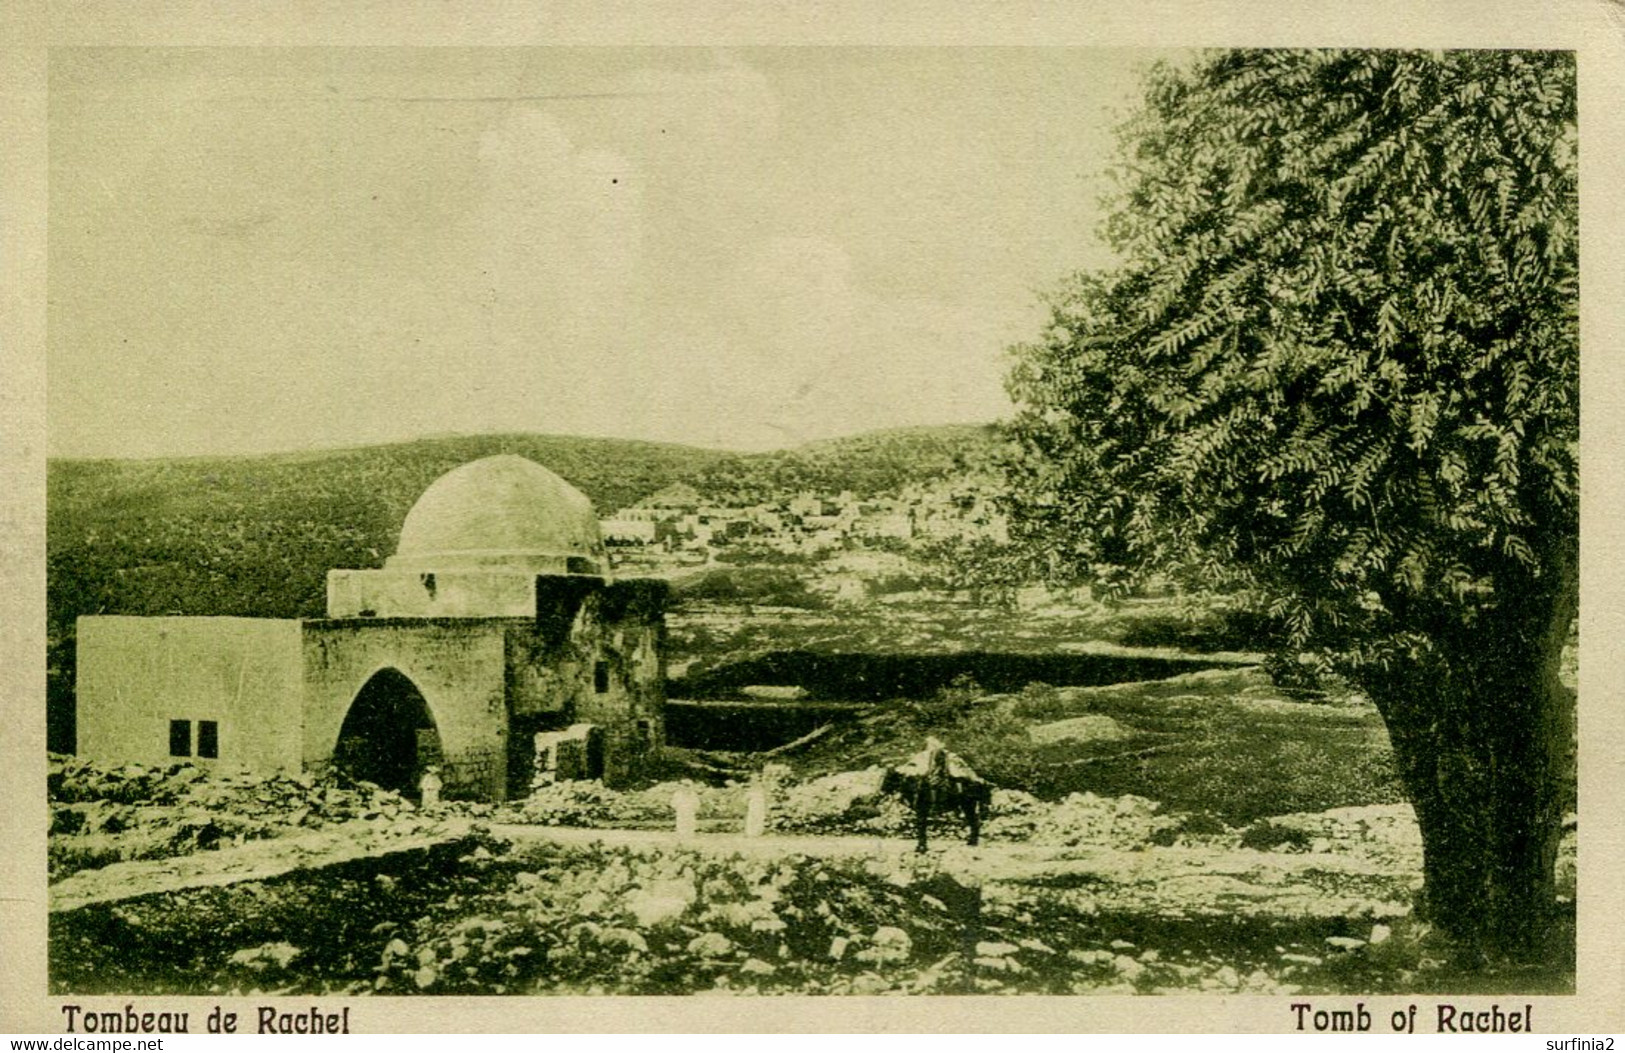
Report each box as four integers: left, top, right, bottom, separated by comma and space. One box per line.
47, 423, 1001, 622
49, 434, 719, 630
690, 424, 1003, 504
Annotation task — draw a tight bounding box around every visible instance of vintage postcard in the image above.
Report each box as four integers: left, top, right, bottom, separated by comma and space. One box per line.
4, 0, 1624, 1036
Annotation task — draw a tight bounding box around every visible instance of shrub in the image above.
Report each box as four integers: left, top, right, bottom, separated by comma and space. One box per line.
1239, 820, 1314, 853
1263, 651, 1326, 694
711, 546, 812, 567
910, 674, 983, 724
1149, 810, 1230, 846
868, 573, 928, 596
673, 568, 828, 610
518, 781, 632, 827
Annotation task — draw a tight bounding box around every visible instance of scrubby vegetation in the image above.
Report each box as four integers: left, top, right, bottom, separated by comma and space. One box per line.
670, 567, 831, 611
690, 425, 999, 505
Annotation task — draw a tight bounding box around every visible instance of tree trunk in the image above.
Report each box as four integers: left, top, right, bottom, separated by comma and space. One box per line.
1359, 555, 1576, 961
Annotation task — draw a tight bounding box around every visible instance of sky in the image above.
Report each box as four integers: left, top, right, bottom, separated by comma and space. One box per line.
47, 47, 1167, 458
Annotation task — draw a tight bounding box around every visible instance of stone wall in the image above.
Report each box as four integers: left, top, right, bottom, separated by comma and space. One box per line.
326, 568, 539, 619
301, 619, 514, 800
505, 577, 668, 788
76, 577, 668, 801
75, 616, 305, 775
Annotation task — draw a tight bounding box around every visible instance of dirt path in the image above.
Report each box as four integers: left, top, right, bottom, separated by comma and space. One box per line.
48, 819, 465, 914
50, 817, 1419, 923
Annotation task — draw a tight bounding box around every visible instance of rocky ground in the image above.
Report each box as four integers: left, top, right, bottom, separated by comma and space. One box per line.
47, 754, 1576, 997
46, 597, 1579, 997
48, 755, 448, 882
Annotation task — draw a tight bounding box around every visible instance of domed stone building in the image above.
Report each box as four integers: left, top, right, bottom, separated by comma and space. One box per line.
74, 456, 669, 800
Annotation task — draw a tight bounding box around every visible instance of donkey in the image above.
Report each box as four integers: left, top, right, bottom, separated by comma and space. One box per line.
880, 738, 992, 852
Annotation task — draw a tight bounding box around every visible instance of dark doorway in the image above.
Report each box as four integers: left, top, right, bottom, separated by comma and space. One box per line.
584, 725, 606, 779
333, 668, 441, 796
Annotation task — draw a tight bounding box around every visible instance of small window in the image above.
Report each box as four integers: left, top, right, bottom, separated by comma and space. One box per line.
197, 720, 219, 759
594, 660, 610, 693
169, 719, 192, 757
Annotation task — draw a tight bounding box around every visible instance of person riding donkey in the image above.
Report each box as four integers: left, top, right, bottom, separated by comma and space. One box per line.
881, 737, 992, 852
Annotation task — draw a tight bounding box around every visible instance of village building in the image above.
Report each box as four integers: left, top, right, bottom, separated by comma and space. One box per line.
747, 507, 785, 534
856, 509, 915, 541
73, 455, 668, 801
599, 517, 661, 546
787, 492, 832, 518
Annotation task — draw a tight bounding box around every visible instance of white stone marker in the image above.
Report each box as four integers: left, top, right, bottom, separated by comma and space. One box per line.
744, 780, 767, 838
672, 782, 700, 839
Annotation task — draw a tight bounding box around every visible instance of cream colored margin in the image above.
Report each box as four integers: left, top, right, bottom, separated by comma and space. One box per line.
2, 0, 1621, 1034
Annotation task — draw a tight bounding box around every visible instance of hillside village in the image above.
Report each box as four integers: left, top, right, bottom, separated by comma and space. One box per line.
599, 474, 1010, 567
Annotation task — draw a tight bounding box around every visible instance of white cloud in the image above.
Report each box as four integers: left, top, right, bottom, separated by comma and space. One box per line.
474, 109, 643, 320
458, 109, 648, 433
652, 234, 1019, 449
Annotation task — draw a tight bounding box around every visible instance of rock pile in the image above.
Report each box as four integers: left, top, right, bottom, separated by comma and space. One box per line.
1026, 714, 1133, 745
48, 755, 423, 881
514, 780, 640, 828
985, 789, 1178, 849
765, 767, 914, 835
1260, 804, 1425, 866
509, 778, 757, 830
365, 844, 974, 995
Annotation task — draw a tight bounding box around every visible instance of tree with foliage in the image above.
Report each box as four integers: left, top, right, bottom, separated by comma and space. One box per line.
1005, 49, 1577, 959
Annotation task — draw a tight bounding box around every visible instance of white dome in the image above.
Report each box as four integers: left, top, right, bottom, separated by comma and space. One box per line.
388, 455, 607, 575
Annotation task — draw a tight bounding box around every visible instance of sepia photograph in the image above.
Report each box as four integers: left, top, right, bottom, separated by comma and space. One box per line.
7, 3, 1624, 1035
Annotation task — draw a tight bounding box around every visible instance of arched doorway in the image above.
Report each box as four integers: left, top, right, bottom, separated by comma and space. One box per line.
333, 668, 442, 796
